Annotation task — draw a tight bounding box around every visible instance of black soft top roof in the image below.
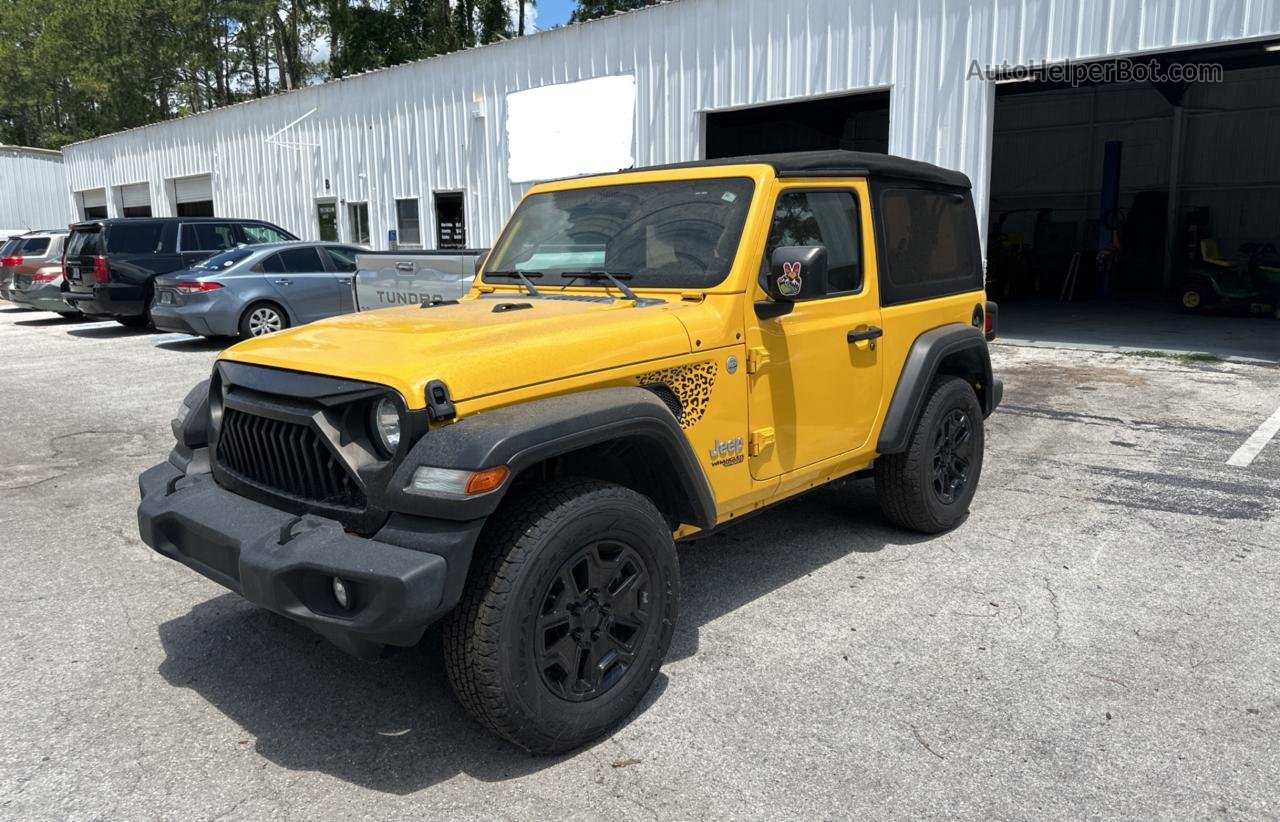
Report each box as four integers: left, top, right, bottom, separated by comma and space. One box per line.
648, 150, 971, 190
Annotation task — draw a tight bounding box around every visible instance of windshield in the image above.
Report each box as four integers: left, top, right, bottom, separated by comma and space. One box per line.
193, 248, 255, 271
484, 177, 755, 289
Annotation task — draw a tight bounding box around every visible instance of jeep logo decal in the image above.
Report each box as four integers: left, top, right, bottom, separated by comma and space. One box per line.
709, 437, 745, 468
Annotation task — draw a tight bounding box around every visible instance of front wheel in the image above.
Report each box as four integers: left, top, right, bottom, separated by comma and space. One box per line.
875, 376, 985, 534
443, 478, 679, 754
1178, 283, 1210, 313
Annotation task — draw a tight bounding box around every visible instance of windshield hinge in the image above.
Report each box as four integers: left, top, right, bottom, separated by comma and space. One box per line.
748, 428, 775, 457
680, 291, 705, 302
746, 347, 770, 374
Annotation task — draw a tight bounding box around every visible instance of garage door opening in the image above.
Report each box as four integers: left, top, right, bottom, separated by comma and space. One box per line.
171, 174, 215, 217
988, 43, 1280, 361
705, 90, 890, 159
78, 189, 107, 220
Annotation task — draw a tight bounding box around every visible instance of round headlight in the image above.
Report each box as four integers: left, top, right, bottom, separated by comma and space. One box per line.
371, 397, 401, 455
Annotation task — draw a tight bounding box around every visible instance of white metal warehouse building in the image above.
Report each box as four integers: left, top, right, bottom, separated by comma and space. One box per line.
61, 0, 1280, 304
1, 146, 73, 233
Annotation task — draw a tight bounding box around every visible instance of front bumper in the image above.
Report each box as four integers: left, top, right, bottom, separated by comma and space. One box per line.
138, 460, 483, 657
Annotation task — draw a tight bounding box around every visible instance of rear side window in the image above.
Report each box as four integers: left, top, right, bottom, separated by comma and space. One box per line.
107, 222, 164, 254
878, 187, 983, 306
764, 190, 862, 295
181, 223, 239, 252
19, 237, 51, 256
258, 253, 286, 274
242, 224, 293, 244
278, 247, 324, 273
324, 247, 358, 272
67, 230, 102, 257
0, 239, 19, 257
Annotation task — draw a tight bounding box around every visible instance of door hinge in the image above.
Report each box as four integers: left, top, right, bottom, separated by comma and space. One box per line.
748, 427, 775, 456
746, 347, 770, 374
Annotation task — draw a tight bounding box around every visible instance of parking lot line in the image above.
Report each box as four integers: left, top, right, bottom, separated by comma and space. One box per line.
1227, 403, 1280, 467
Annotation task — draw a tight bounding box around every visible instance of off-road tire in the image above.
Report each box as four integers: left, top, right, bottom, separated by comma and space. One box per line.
875, 375, 985, 534
443, 478, 679, 754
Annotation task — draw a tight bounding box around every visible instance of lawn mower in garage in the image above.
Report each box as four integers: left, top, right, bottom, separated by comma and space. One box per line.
1178, 240, 1280, 319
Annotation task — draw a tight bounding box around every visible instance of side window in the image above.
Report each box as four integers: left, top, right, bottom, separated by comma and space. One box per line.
764, 190, 862, 295
181, 222, 239, 251
258, 253, 286, 274
277, 247, 325, 273
323, 246, 358, 273
878, 188, 983, 305
106, 222, 164, 254
242, 224, 292, 244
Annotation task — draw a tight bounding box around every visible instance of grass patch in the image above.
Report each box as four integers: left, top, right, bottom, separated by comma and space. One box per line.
1127, 349, 1222, 364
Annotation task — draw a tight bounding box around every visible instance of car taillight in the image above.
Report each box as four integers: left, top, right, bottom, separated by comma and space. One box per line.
1, 256, 21, 267
33, 269, 61, 283
984, 301, 998, 341
93, 255, 108, 283
174, 281, 223, 292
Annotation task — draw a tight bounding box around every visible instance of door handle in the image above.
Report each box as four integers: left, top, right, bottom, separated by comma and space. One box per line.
847, 326, 883, 343
337, 277, 352, 285
273, 278, 292, 286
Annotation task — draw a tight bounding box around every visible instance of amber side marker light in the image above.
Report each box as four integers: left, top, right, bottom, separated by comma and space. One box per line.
465, 466, 509, 495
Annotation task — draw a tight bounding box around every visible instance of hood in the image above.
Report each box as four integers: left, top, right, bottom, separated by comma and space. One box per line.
219, 295, 698, 407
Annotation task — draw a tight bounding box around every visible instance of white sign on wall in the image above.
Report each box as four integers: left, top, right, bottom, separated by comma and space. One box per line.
506, 74, 637, 184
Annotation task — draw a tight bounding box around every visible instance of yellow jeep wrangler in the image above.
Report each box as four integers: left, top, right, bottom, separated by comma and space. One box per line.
139, 150, 1001, 753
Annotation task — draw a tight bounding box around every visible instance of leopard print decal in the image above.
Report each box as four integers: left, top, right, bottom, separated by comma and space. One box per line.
637, 361, 717, 429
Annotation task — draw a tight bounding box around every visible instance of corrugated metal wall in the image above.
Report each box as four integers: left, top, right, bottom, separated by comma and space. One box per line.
61, 0, 1280, 250
0, 147, 73, 231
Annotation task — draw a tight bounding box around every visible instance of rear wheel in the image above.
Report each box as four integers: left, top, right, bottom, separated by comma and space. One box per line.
875, 376, 985, 534
443, 478, 679, 754
116, 293, 153, 328
238, 302, 289, 339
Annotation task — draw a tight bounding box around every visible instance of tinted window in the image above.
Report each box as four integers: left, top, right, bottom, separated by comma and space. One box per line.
0, 239, 19, 257
324, 246, 358, 272
180, 222, 238, 251
194, 248, 255, 271
242, 224, 293, 244
878, 188, 983, 305
67, 230, 102, 257
484, 178, 756, 289
107, 222, 164, 254
764, 191, 861, 295
259, 253, 286, 274
277, 247, 324, 273
19, 237, 51, 256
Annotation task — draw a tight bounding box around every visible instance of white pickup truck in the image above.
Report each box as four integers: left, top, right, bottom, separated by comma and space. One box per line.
352, 249, 487, 311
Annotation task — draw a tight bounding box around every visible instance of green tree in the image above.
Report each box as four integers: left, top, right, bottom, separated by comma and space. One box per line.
478, 0, 511, 43
570, 0, 657, 23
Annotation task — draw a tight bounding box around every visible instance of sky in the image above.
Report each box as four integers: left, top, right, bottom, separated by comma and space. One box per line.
536, 0, 577, 29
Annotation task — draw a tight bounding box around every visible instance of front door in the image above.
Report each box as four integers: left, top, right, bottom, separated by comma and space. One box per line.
746, 182, 884, 480
316, 200, 339, 242
263, 246, 343, 323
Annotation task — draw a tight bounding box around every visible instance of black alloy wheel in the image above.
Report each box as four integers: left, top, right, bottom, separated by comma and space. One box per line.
931, 408, 975, 505
536, 540, 652, 702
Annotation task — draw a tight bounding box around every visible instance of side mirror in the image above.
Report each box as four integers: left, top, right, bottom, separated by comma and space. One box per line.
756, 246, 827, 318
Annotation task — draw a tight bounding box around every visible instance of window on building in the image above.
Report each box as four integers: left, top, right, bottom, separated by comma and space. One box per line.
763, 190, 862, 295
434, 192, 466, 249
395, 198, 421, 248
347, 202, 370, 246
878, 188, 982, 305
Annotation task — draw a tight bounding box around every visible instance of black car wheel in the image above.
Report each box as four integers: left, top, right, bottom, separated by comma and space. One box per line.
875, 376, 985, 534
443, 478, 679, 754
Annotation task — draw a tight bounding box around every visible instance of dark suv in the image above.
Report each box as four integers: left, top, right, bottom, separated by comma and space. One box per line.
62, 218, 297, 326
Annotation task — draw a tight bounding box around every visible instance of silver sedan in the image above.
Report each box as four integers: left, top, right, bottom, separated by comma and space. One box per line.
151, 242, 364, 339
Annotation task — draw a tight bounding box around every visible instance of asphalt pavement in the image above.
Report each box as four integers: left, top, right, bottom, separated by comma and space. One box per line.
1, 306, 1277, 820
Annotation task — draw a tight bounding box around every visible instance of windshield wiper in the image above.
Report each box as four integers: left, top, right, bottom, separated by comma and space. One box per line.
485, 270, 543, 297
561, 270, 639, 302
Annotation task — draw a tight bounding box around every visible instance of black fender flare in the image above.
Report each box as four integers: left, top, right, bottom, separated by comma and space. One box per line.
877, 324, 999, 455
384, 387, 717, 529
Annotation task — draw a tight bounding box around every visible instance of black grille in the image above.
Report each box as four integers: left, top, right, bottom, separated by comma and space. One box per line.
216, 408, 365, 508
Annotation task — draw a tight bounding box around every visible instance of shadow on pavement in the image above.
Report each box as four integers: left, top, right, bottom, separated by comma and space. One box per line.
156, 481, 924, 792
153, 335, 232, 353
66, 323, 154, 339
15, 314, 88, 327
